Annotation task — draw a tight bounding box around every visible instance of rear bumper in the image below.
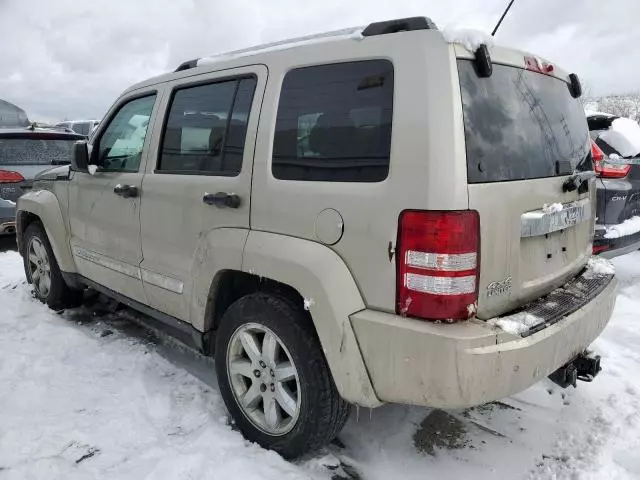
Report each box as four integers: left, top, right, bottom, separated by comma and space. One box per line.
0, 200, 16, 235
0, 221, 16, 235
594, 226, 640, 259
351, 276, 617, 409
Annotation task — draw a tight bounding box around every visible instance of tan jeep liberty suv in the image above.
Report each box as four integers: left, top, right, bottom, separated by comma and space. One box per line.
16, 17, 617, 458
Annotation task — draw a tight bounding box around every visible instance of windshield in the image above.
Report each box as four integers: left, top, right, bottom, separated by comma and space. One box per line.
458, 60, 591, 183
0, 138, 76, 165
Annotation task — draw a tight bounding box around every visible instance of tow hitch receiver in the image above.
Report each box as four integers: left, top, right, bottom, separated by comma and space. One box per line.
548, 351, 602, 388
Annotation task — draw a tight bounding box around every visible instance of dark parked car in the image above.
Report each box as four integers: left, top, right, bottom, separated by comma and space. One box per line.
588, 112, 640, 257
0, 127, 84, 234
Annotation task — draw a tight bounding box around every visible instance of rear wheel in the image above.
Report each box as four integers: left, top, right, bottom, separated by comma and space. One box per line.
215, 292, 349, 459
23, 222, 83, 310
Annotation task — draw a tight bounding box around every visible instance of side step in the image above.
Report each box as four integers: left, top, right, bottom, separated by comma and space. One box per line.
548, 351, 602, 388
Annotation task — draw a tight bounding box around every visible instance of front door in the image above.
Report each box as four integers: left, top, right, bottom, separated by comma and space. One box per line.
68, 92, 161, 303
139, 66, 266, 324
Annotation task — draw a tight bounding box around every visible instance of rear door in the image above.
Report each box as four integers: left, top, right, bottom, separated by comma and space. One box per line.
457, 57, 594, 319
139, 66, 266, 323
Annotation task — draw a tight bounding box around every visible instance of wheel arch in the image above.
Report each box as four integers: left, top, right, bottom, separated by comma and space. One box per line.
17, 191, 76, 273
217, 230, 381, 407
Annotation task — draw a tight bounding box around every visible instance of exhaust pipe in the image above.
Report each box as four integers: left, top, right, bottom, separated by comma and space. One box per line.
548, 351, 602, 388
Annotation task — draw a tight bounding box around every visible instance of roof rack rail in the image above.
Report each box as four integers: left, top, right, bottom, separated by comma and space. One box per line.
176, 17, 437, 71
175, 58, 199, 72
362, 16, 437, 37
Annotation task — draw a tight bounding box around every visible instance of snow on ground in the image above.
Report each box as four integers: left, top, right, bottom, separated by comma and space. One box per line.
2, 248, 640, 479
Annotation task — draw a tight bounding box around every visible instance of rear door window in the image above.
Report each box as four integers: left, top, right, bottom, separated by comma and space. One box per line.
458, 60, 590, 183
158, 77, 256, 176
272, 60, 394, 182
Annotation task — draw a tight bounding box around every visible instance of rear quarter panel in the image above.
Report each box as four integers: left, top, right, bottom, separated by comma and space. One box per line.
250, 31, 468, 313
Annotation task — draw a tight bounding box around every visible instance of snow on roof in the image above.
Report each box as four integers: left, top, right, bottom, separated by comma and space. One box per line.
599, 117, 640, 158
441, 27, 494, 53
197, 26, 364, 66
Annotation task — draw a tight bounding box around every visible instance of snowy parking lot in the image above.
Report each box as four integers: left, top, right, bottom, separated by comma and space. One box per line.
1, 241, 640, 479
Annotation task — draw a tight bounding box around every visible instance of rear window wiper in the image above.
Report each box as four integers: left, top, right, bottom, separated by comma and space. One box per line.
563, 170, 595, 193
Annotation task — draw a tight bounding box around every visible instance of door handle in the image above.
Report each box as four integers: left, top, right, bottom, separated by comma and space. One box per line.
114, 184, 139, 198
202, 192, 241, 209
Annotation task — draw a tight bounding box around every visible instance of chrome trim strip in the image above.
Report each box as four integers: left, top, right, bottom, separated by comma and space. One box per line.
72, 246, 141, 280
521, 199, 591, 238
141, 269, 184, 294
71, 246, 184, 294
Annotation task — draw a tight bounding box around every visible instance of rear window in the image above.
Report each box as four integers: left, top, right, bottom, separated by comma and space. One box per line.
72, 122, 91, 136
458, 60, 590, 183
0, 138, 76, 165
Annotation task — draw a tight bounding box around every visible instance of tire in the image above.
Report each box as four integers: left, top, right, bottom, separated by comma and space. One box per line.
215, 292, 350, 459
22, 222, 83, 310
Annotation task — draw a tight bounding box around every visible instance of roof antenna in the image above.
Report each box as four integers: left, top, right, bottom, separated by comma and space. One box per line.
491, 0, 516, 36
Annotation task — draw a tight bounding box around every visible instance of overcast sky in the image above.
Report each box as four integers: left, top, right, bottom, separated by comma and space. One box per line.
1, 0, 638, 122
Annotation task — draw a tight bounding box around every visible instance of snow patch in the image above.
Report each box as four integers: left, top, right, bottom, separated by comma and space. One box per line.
442, 27, 494, 53
604, 215, 640, 239
3, 249, 640, 478
303, 298, 315, 310
599, 117, 640, 158
585, 256, 615, 278
543, 202, 563, 214
88, 165, 98, 175
488, 311, 542, 335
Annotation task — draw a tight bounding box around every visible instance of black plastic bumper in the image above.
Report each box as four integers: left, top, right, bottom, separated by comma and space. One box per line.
594, 229, 640, 258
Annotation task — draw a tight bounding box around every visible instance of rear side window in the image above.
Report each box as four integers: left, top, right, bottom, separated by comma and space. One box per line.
273, 60, 393, 182
458, 60, 590, 183
158, 77, 256, 175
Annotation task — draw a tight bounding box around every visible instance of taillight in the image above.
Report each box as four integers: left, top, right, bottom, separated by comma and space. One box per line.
0, 170, 25, 183
396, 210, 480, 321
593, 244, 610, 255
592, 140, 630, 178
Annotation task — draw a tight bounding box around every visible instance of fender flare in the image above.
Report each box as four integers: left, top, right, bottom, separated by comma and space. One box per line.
17, 190, 77, 273
242, 230, 382, 408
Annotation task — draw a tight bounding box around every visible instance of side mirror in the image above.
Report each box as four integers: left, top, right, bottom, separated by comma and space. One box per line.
71, 141, 89, 172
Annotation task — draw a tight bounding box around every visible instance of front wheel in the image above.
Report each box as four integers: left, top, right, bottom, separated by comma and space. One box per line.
23, 222, 83, 310
215, 292, 349, 459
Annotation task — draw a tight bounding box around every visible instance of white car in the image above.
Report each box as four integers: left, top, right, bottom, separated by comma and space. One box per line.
56, 120, 100, 138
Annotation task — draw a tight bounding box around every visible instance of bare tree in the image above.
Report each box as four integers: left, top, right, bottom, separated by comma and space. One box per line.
597, 95, 640, 121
